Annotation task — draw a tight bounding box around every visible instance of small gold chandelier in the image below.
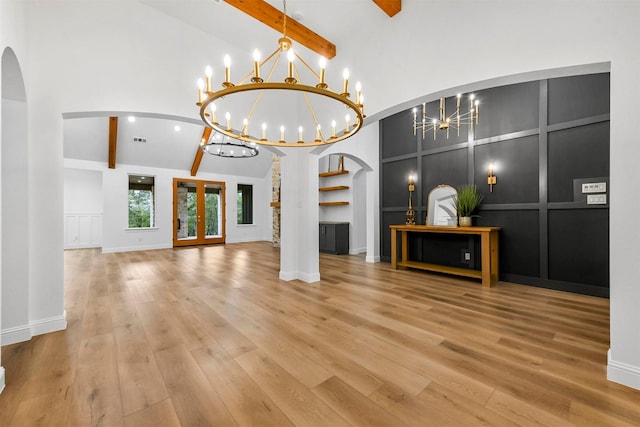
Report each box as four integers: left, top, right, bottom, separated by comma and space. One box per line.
195, 1, 365, 147
413, 94, 480, 139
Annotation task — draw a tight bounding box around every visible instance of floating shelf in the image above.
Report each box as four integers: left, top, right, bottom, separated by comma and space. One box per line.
319, 185, 349, 192
270, 202, 281, 208
319, 201, 349, 206
319, 170, 349, 177
319, 169, 349, 207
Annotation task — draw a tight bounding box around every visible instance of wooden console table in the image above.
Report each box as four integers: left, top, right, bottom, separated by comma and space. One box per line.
390, 225, 501, 287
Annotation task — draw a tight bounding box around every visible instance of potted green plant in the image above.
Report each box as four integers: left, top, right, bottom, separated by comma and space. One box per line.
455, 184, 483, 226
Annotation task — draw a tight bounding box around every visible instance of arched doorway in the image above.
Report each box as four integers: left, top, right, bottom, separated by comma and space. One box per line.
1, 46, 29, 392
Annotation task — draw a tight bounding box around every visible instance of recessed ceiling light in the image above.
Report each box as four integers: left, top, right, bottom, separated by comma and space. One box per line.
128, 116, 136, 123
174, 125, 181, 132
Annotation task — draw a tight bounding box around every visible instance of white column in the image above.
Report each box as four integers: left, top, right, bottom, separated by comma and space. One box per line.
279, 148, 320, 283
366, 165, 380, 263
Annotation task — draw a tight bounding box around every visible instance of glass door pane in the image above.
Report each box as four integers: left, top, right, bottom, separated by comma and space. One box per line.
204, 184, 222, 238
176, 180, 198, 242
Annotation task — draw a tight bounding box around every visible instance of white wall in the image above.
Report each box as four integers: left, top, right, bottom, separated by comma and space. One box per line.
1, 96, 29, 345
233, 168, 273, 243
64, 158, 271, 253
0, 0, 635, 392
64, 168, 102, 212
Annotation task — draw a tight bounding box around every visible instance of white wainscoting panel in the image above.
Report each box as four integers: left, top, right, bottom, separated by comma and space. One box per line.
64, 212, 102, 249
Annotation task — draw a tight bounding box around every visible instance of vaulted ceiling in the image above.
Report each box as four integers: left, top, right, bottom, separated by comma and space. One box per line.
63, 0, 401, 177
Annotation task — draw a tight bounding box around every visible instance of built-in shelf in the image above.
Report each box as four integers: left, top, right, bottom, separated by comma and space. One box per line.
319, 170, 349, 178
319, 201, 349, 206
270, 201, 281, 208
319, 169, 349, 206
319, 185, 349, 192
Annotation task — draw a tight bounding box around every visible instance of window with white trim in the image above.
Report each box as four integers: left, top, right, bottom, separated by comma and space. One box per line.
128, 175, 156, 228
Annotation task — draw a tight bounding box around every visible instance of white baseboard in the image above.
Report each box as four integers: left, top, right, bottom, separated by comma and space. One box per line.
0, 323, 31, 346
226, 238, 271, 244
607, 349, 640, 390
0, 366, 5, 395
366, 255, 380, 263
299, 272, 321, 283
349, 247, 366, 255
30, 311, 67, 338
279, 270, 297, 281
278, 270, 320, 283
1, 311, 67, 346
64, 243, 101, 250
102, 243, 171, 254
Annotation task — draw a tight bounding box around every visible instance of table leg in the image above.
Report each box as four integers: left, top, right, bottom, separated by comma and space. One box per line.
391, 228, 397, 269
401, 231, 408, 266
481, 231, 491, 287
490, 230, 499, 285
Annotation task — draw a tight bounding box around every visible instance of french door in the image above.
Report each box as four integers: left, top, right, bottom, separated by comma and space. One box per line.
173, 178, 225, 246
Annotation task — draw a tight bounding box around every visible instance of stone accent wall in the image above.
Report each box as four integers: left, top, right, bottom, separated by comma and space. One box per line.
177, 186, 188, 239
271, 153, 281, 247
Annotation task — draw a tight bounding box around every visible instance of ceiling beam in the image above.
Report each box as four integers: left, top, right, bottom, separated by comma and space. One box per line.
372, 0, 401, 17
191, 127, 212, 176
108, 116, 118, 169
223, 0, 336, 59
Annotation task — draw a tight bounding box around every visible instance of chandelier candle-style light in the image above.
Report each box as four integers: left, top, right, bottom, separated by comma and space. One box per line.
413, 94, 480, 139
195, 1, 365, 147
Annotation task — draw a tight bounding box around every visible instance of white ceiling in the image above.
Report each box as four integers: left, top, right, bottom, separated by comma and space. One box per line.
63, 0, 393, 177
63, 114, 272, 177
138, 0, 391, 59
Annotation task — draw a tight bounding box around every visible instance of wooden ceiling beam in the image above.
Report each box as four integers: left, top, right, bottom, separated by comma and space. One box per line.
372, 0, 401, 17
108, 116, 118, 169
223, 0, 336, 59
191, 127, 212, 176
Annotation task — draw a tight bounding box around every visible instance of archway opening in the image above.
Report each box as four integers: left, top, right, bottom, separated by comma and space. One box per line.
318, 152, 373, 259
1, 46, 29, 393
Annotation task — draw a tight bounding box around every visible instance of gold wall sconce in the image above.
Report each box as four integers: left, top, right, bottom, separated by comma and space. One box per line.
406, 173, 416, 225
488, 163, 497, 192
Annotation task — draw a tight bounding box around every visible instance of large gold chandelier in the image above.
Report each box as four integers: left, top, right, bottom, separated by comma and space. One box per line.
413, 94, 480, 139
196, 1, 365, 147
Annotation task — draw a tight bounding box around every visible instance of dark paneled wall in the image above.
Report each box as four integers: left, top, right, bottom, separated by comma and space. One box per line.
380, 73, 610, 297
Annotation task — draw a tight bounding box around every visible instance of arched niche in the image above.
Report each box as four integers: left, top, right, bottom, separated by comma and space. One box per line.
318, 152, 374, 258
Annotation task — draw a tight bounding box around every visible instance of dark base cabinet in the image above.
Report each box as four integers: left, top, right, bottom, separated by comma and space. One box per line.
319, 222, 349, 254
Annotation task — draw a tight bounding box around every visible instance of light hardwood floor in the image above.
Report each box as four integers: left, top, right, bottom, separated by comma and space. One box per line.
1, 242, 639, 426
